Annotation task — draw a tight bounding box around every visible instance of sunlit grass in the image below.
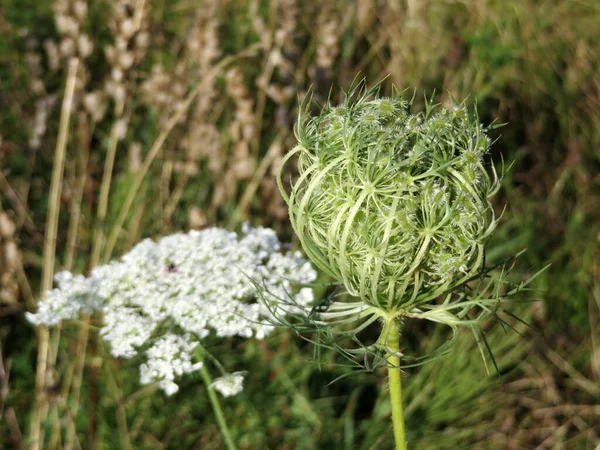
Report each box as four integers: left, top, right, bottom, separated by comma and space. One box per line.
0, 0, 598, 448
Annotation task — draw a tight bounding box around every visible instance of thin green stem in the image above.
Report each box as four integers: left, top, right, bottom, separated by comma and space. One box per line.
387, 319, 407, 450
199, 363, 237, 450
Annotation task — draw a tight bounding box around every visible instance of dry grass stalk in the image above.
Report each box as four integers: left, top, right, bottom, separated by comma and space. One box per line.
248, 0, 302, 223
188, 205, 208, 229
104, 0, 149, 115
60, 3, 151, 447
53, 0, 94, 92
91, 0, 150, 265
211, 67, 257, 209
1, 342, 22, 448
254, 0, 299, 109
2, 1, 594, 448
142, 3, 222, 226
308, 2, 353, 94
21, 32, 57, 150
0, 213, 20, 308
31, 57, 79, 450
63, 113, 91, 271
102, 43, 261, 263
181, 4, 222, 173
230, 137, 284, 227
314, 7, 341, 72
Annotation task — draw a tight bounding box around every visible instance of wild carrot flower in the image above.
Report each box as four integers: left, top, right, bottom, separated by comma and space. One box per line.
272, 81, 532, 351
274, 80, 544, 449
27, 224, 316, 395
280, 86, 499, 313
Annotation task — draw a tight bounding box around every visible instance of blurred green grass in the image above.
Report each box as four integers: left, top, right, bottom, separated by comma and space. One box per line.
0, 0, 598, 448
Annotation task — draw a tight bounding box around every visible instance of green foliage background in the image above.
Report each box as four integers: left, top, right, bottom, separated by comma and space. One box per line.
0, 0, 598, 449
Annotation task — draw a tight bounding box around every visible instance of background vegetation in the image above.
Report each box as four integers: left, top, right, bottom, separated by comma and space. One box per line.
0, 0, 598, 448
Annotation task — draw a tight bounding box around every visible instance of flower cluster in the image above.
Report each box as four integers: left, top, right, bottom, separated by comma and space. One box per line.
27, 225, 316, 395
279, 83, 500, 312
211, 373, 245, 398
139, 334, 204, 396
270, 83, 544, 376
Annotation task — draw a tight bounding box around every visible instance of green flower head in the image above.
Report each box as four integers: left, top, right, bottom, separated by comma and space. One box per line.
278, 82, 501, 314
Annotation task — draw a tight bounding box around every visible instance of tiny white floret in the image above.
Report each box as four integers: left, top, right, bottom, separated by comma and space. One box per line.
211, 373, 245, 398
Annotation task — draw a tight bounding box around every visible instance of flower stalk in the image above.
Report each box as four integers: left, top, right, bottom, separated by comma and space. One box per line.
386, 318, 407, 450
199, 362, 237, 450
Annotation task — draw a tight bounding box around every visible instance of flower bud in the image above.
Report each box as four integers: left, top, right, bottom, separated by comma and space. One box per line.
279, 86, 500, 312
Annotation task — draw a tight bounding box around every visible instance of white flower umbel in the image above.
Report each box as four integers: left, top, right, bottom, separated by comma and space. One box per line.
139, 334, 204, 396
27, 225, 316, 395
211, 373, 245, 398
28, 271, 103, 326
